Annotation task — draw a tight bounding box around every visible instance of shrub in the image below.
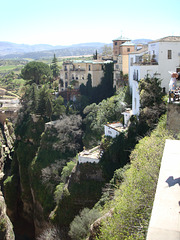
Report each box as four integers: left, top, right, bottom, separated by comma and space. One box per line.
61, 161, 76, 183
54, 183, 64, 204
37, 226, 61, 240
69, 208, 101, 240
97, 115, 175, 239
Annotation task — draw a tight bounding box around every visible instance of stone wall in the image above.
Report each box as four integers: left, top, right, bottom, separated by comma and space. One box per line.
167, 103, 180, 134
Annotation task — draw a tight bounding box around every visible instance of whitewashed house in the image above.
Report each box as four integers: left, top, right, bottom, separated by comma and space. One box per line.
78, 146, 100, 164
104, 122, 124, 138
122, 108, 132, 127
129, 36, 180, 115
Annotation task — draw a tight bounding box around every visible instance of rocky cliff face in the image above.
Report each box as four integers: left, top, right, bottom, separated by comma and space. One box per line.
0, 192, 15, 240
51, 162, 105, 229
0, 123, 15, 240
3, 115, 106, 240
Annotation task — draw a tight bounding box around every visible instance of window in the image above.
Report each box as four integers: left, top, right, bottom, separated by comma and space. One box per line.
64, 65, 67, 71
168, 50, 172, 59
65, 82, 68, 88
130, 58, 133, 66
116, 73, 120, 79
108, 130, 112, 135
115, 64, 119, 69
65, 72, 68, 79
89, 65, 91, 71
115, 42, 117, 45
127, 48, 130, 52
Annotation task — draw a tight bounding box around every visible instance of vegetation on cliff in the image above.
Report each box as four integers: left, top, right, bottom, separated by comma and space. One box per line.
96, 115, 175, 240
82, 86, 131, 148
2, 56, 170, 240
69, 115, 175, 240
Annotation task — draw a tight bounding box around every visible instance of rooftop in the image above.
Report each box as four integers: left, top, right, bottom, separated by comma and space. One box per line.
113, 36, 131, 41
105, 122, 125, 132
78, 146, 100, 164
150, 36, 180, 43
129, 46, 148, 55
73, 60, 113, 64
121, 41, 135, 46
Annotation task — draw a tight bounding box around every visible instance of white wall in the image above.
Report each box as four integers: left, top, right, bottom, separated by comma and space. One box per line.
132, 80, 140, 115
122, 112, 131, 126
129, 39, 180, 116
148, 42, 160, 62
78, 156, 99, 164
158, 42, 180, 90
130, 64, 159, 115
104, 125, 120, 138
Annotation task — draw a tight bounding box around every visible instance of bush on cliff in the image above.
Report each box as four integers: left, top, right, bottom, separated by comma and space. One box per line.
69, 208, 101, 240
97, 115, 175, 240
30, 115, 82, 215
82, 87, 127, 148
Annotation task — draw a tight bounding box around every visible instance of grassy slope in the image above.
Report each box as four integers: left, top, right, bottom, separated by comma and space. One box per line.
97, 115, 176, 240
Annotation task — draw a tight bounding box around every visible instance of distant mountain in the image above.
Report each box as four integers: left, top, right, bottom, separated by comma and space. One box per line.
0, 41, 112, 59
132, 39, 153, 44
0, 39, 152, 60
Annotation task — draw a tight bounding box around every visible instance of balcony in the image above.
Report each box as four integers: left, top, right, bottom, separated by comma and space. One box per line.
133, 61, 158, 66
74, 68, 85, 71
132, 54, 158, 66
69, 68, 85, 71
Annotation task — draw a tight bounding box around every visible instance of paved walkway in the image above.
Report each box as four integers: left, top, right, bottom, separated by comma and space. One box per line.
147, 139, 180, 240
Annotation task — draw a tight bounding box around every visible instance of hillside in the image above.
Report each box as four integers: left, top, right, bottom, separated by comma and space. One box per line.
0, 42, 112, 60
0, 39, 152, 60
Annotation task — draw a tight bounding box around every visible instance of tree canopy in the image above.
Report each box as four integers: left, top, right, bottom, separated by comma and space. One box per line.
21, 61, 52, 85
80, 62, 115, 105
138, 75, 166, 131
50, 54, 60, 79
82, 88, 127, 147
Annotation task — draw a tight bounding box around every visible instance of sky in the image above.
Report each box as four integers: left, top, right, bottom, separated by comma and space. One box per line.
1, 0, 180, 46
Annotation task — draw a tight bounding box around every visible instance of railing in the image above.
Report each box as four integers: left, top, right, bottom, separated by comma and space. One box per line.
132, 61, 158, 66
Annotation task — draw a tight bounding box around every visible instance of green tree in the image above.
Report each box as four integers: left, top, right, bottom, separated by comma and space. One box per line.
97, 116, 175, 240
46, 96, 53, 121
21, 61, 52, 85
37, 86, 53, 118
69, 208, 100, 240
86, 74, 92, 99
52, 96, 65, 119
79, 63, 114, 104
102, 44, 113, 56
93, 50, 98, 60
139, 75, 166, 130
83, 88, 126, 147
51, 54, 60, 79
30, 83, 38, 112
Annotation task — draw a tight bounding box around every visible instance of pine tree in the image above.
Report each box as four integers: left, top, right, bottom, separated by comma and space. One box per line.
139, 75, 166, 129
51, 54, 60, 79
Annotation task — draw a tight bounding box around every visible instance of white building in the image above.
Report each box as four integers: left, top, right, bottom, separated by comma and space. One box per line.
104, 122, 124, 138
122, 108, 132, 127
78, 146, 100, 164
129, 36, 180, 115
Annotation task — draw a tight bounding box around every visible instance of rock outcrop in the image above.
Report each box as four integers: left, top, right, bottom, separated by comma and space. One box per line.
87, 208, 114, 240
0, 191, 15, 240
0, 123, 15, 240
